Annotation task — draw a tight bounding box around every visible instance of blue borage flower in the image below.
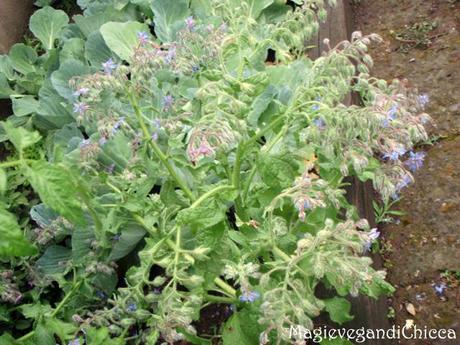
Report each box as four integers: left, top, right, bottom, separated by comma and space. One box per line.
127, 303, 137, 312
364, 228, 380, 252
239, 290, 260, 303
432, 283, 447, 296
418, 93, 429, 108
391, 173, 413, 200
111, 117, 126, 135
102, 58, 117, 75
137, 31, 149, 45
382, 105, 398, 127
311, 96, 322, 111
73, 102, 89, 115
68, 339, 80, 345
404, 151, 426, 172
95, 290, 107, 299
383, 146, 406, 161
312, 117, 326, 130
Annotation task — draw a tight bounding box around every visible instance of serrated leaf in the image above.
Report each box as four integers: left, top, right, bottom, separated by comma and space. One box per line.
2, 121, 41, 152
151, 0, 190, 42
323, 297, 354, 325
0, 208, 37, 257
36, 245, 71, 274
8, 43, 37, 75
29, 6, 69, 50
11, 96, 40, 117
25, 161, 85, 224
100, 21, 149, 62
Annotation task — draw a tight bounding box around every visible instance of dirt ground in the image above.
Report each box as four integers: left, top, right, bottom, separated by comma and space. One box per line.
353, 0, 460, 344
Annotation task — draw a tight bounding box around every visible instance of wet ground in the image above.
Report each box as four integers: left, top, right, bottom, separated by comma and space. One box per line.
354, 0, 460, 343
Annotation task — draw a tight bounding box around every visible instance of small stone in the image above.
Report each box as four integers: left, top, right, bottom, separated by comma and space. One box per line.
406, 303, 416, 316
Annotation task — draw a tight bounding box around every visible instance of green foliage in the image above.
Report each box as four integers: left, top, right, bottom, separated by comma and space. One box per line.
0, 0, 431, 344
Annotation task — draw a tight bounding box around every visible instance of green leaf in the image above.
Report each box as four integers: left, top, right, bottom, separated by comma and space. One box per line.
8, 43, 37, 75
2, 121, 41, 152
34, 322, 55, 345
0, 55, 15, 80
11, 96, 40, 117
51, 59, 91, 100
60, 38, 86, 62
100, 21, 149, 62
248, 85, 277, 126
259, 154, 296, 189
151, 0, 190, 42
85, 31, 114, 67
29, 6, 69, 50
323, 297, 354, 325
176, 201, 226, 229
0, 73, 14, 98
0, 208, 37, 257
109, 225, 146, 261
72, 225, 95, 263
30, 204, 60, 228
0, 168, 6, 195
222, 308, 263, 345
35, 80, 74, 129
36, 245, 72, 274
25, 161, 85, 224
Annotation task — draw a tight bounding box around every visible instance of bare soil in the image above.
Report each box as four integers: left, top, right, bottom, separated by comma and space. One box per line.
353, 0, 460, 344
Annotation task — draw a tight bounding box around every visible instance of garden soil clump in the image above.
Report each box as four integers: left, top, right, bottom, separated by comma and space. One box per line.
354, 0, 460, 344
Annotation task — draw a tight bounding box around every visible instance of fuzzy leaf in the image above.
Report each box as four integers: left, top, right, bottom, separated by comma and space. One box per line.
2, 121, 41, 152
151, 0, 190, 42
323, 297, 354, 325
0, 208, 37, 257
25, 162, 85, 224
176, 202, 226, 229
36, 245, 71, 274
222, 308, 263, 345
8, 43, 37, 75
29, 6, 69, 50
51, 59, 91, 100
109, 225, 146, 261
11, 96, 40, 117
100, 21, 149, 62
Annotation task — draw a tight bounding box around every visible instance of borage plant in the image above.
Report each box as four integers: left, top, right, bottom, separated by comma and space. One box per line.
0, 0, 432, 344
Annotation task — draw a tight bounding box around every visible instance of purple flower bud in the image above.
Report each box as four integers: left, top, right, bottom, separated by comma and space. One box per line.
404, 151, 426, 172
164, 47, 176, 65
73, 102, 90, 115
364, 228, 380, 252
102, 58, 117, 75
137, 31, 149, 46
73, 87, 90, 97
239, 290, 260, 303
185, 16, 195, 31
68, 340, 80, 345
162, 95, 174, 110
